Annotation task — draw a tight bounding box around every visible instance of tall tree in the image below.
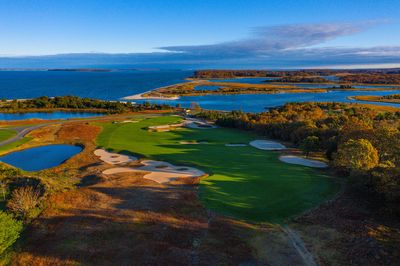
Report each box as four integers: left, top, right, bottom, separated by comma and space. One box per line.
335, 138, 379, 171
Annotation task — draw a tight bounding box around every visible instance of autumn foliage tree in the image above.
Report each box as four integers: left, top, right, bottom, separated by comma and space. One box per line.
334, 139, 379, 171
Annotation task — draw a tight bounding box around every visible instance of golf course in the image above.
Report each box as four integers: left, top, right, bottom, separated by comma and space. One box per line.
96, 115, 339, 223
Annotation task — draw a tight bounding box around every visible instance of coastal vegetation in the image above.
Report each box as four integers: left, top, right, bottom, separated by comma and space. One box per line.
142, 81, 328, 98
193, 68, 400, 79
351, 93, 400, 104
340, 73, 400, 84
0, 96, 173, 113
266, 76, 331, 83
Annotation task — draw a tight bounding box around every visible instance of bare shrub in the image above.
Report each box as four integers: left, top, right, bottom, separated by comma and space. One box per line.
7, 186, 41, 220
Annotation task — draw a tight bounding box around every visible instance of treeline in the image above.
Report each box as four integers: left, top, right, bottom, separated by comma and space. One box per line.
0, 96, 173, 113
382, 94, 400, 100
193, 69, 339, 78
268, 76, 330, 83
193, 70, 272, 78
339, 74, 400, 84
193, 68, 400, 84
197, 102, 400, 214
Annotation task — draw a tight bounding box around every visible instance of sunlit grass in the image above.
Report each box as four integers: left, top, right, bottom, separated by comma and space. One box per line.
97, 115, 339, 223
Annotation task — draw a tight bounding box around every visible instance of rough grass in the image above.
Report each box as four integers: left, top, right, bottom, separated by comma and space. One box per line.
0, 137, 32, 154
96, 115, 339, 223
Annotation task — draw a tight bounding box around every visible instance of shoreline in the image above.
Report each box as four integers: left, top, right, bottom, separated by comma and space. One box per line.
348, 95, 400, 104
123, 91, 180, 100
122, 78, 400, 101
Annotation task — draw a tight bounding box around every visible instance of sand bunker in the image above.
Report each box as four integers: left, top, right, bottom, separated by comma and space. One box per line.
94, 149, 137, 165
184, 118, 217, 129
249, 140, 286, 150
103, 160, 205, 184
121, 120, 139, 123
147, 118, 216, 132
225, 143, 247, 147
279, 155, 328, 168
148, 123, 184, 132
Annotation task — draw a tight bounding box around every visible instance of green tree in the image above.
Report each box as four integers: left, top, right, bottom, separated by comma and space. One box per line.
335, 138, 379, 171
0, 211, 23, 254
300, 136, 320, 156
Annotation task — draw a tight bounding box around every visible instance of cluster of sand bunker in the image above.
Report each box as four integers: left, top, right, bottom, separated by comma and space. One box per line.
102, 160, 205, 184
94, 149, 137, 165
148, 118, 217, 132
279, 155, 328, 168
184, 118, 217, 129
249, 140, 286, 150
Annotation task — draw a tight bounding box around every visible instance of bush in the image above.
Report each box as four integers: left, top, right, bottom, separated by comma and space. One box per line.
7, 186, 41, 220
0, 211, 23, 254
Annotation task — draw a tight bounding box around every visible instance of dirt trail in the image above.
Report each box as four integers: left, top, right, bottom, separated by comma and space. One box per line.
282, 225, 317, 266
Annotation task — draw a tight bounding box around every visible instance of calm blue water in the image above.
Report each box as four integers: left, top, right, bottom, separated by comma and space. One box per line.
0, 144, 82, 171
321, 75, 340, 81
194, 85, 220, 91
0, 70, 191, 100
0, 111, 103, 121
0, 70, 399, 113
142, 89, 400, 112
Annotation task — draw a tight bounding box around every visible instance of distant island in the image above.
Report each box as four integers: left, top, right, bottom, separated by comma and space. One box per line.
126, 69, 400, 99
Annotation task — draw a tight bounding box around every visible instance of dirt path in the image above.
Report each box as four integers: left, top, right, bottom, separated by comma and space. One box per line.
282, 226, 317, 266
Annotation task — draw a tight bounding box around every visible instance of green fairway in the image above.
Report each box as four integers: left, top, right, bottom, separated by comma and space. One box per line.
0, 129, 16, 143
96, 115, 339, 223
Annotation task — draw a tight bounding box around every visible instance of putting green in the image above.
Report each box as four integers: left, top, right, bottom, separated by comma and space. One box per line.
96, 115, 339, 223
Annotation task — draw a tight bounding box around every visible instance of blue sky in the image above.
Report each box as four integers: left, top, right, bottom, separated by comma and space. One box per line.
0, 0, 400, 68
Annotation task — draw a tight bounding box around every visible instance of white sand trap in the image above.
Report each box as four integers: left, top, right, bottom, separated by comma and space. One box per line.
279, 155, 328, 168
225, 143, 248, 147
249, 140, 286, 150
185, 121, 217, 129
147, 118, 216, 132
121, 120, 139, 123
94, 149, 138, 165
148, 123, 184, 132
103, 160, 205, 184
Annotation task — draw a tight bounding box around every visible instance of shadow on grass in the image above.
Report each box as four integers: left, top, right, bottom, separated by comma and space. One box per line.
14, 182, 256, 265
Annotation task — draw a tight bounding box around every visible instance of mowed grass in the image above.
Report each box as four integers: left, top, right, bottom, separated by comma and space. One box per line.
0, 129, 16, 142
96, 115, 339, 223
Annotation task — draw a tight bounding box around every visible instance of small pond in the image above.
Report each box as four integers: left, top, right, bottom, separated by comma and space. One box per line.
0, 111, 104, 121
0, 144, 82, 171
